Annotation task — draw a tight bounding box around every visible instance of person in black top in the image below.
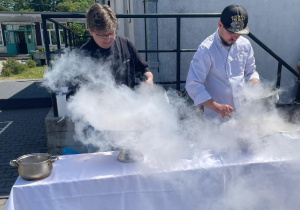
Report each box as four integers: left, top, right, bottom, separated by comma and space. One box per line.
80, 3, 153, 88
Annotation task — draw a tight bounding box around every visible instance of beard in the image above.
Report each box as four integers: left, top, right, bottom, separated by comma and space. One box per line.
220, 36, 234, 46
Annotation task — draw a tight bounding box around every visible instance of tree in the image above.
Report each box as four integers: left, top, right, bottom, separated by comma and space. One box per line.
68, 23, 87, 36
28, 0, 64, 12
13, 0, 30, 11
68, 22, 90, 45
0, 0, 93, 12
0, 4, 12, 11
56, 0, 93, 13
0, 0, 13, 11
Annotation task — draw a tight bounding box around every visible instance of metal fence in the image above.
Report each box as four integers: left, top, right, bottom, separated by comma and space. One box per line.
41, 13, 300, 117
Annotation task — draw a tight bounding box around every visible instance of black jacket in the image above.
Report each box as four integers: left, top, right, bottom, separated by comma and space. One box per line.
79, 36, 150, 88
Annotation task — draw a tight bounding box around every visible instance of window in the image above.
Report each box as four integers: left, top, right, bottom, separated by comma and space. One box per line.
26, 31, 34, 44
60, 31, 64, 44
59, 23, 67, 30
6, 25, 13, 30
41, 22, 87, 47
41, 22, 66, 46
5, 32, 16, 44
25, 25, 32, 30
47, 23, 54, 29
50, 31, 57, 45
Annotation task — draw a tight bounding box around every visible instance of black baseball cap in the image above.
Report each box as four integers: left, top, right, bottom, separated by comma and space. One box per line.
220, 5, 249, 35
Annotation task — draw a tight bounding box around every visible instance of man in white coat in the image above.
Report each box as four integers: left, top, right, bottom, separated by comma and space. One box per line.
186, 5, 260, 120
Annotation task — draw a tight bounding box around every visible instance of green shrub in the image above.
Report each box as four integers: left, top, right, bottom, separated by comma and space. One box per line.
12, 63, 27, 74
3, 58, 19, 69
1, 67, 12, 76
26, 59, 37, 68
2, 58, 28, 75
38, 47, 45, 52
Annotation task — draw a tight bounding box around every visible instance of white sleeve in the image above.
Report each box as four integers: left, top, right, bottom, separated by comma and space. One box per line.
185, 45, 212, 106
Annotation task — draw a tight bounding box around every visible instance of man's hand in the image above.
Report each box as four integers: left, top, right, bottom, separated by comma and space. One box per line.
143, 72, 154, 86
202, 98, 234, 118
249, 78, 260, 84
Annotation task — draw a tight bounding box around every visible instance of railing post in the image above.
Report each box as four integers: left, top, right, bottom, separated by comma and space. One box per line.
42, 15, 58, 117
41, 16, 51, 67
68, 30, 72, 48
144, 17, 148, 61
55, 23, 61, 50
276, 61, 282, 89
63, 28, 68, 48
73, 33, 77, 47
176, 17, 181, 91
295, 75, 300, 104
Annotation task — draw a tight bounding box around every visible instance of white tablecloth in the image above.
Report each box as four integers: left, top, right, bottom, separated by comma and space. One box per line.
6, 150, 300, 210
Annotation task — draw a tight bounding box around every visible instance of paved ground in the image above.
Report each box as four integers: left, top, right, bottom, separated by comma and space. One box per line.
0, 79, 51, 110
0, 79, 49, 99
0, 108, 51, 209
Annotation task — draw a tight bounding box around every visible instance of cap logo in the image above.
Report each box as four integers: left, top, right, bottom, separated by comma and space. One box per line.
227, 15, 246, 33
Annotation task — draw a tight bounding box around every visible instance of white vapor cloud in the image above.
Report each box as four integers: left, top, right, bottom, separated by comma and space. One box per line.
43, 50, 300, 209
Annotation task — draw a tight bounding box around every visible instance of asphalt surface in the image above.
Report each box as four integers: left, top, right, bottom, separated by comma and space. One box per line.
0, 79, 51, 110
0, 108, 51, 209
0, 78, 52, 210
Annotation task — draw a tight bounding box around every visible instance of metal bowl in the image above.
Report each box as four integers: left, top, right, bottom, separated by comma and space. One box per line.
117, 149, 144, 163
10, 153, 58, 181
253, 88, 279, 107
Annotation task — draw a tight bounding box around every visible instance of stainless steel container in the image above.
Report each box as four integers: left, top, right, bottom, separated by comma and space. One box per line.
253, 88, 279, 108
10, 153, 58, 181
117, 149, 144, 163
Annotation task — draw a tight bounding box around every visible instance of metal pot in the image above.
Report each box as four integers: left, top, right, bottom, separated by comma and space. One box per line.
117, 149, 144, 163
10, 153, 58, 181
253, 88, 279, 108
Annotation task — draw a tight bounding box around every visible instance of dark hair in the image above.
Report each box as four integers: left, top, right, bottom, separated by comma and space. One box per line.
86, 3, 117, 32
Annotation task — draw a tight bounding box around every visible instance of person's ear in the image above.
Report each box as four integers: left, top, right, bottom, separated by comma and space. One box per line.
218, 20, 222, 29
88, 28, 93, 36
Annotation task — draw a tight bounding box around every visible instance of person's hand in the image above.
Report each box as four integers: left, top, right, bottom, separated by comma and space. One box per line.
143, 72, 154, 87
144, 77, 153, 87
249, 78, 260, 84
202, 99, 234, 118
214, 103, 234, 118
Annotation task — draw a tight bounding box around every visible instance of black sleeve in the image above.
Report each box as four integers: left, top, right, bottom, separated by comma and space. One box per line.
127, 39, 150, 78
66, 43, 92, 98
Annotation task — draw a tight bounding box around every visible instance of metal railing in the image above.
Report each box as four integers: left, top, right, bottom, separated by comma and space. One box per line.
41, 14, 87, 66
41, 13, 300, 117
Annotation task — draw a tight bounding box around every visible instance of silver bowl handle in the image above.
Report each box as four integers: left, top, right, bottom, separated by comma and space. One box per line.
10, 160, 18, 167
50, 156, 59, 163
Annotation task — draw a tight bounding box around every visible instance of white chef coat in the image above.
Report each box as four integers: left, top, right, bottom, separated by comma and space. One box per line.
186, 29, 259, 120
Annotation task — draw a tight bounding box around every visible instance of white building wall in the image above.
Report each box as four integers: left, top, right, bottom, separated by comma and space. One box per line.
128, 0, 300, 104
113, 0, 135, 44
